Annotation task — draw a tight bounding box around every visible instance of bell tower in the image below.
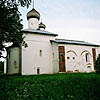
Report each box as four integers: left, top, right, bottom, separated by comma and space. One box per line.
26, 1, 40, 29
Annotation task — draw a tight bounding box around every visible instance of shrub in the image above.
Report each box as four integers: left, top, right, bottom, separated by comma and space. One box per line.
95, 54, 100, 73
0, 61, 4, 72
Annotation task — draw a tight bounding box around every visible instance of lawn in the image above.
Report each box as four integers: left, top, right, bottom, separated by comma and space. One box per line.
0, 73, 100, 100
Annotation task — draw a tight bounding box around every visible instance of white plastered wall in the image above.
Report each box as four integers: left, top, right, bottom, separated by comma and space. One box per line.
7, 47, 20, 74
58, 44, 99, 73
22, 33, 56, 75
28, 18, 39, 29
51, 42, 59, 73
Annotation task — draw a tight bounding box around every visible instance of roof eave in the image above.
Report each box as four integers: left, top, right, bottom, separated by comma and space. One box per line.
22, 30, 58, 36
57, 42, 100, 47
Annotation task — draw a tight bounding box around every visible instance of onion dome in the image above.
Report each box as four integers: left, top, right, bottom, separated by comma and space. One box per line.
27, 8, 40, 20
39, 22, 46, 29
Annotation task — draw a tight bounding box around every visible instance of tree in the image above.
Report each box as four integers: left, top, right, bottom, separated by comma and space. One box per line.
95, 54, 100, 73
0, 0, 31, 58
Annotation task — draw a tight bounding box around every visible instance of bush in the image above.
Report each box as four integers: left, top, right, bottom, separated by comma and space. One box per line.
0, 61, 4, 72
95, 54, 100, 73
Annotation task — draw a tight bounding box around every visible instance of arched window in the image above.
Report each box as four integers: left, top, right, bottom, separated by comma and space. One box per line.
40, 50, 42, 56
85, 53, 89, 62
66, 50, 77, 56
37, 68, 40, 74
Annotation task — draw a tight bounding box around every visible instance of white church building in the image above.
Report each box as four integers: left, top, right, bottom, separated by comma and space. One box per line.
5, 7, 100, 75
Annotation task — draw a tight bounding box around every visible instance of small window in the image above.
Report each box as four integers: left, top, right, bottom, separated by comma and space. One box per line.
67, 57, 70, 59
53, 53, 54, 58
40, 50, 42, 56
14, 61, 17, 69
73, 57, 75, 60
86, 53, 89, 62
37, 68, 40, 74
75, 70, 78, 72
88, 66, 91, 68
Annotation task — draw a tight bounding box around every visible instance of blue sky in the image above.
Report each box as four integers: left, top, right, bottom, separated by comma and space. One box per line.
19, 0, 100, 44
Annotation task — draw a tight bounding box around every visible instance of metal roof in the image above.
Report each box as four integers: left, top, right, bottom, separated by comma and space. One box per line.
27, 8, 40, 20
22, 29, 99, 47
39, 22, 46, 29
22, 29, 58, 36
51, 39, 100, 47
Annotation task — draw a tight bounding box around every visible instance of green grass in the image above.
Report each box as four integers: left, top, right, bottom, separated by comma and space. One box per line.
0, 73, 100, 100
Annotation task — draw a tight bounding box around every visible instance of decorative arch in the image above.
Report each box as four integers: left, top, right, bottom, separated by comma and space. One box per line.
81, 50, 92, 57
66, 50, 77, 56
86, 63, 92, 65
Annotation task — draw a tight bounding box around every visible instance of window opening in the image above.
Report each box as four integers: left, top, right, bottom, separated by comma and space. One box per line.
73, 57, 75, 60
87, 66, 91, 68
86, 53, 89, 62
14, 61, 17, 69
53, 52, 54, 58
67, 57, 70, 59
37, 68, 40, 74
40, 50, 42, 56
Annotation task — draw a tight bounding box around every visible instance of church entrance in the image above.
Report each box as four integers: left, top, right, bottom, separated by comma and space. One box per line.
58, 46, 66, 72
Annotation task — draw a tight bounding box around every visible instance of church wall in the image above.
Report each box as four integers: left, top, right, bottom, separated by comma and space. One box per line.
58, 44, 99, 73
22, 33, 56, 75
7, 47, 20, 74
51, 42, 59, 73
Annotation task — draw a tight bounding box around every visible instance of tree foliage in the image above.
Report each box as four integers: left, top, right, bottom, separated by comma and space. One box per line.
95, 54, 100, 73
0, 0, 31, 58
